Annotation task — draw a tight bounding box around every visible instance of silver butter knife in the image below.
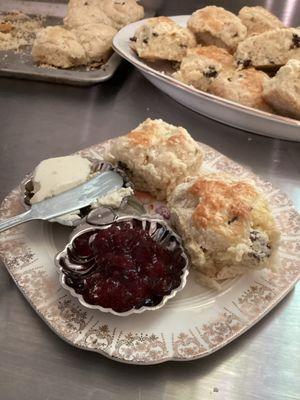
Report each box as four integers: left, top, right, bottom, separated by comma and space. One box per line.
0, 171, 124, 233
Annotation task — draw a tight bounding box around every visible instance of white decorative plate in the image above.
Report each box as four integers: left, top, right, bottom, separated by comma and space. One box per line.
0, 141, 299, 364
113, 16, 300, 142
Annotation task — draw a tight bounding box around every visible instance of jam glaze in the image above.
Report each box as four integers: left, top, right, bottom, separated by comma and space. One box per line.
56, 214, 189, 315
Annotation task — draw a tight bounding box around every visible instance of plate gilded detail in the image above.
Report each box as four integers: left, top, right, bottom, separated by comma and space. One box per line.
0, 141, 299, 364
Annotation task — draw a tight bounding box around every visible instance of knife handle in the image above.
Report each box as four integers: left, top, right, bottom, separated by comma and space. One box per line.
0, 209, 36, 233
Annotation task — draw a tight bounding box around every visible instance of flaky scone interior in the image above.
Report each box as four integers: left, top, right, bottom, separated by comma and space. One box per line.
168, 174, 280, 289
105, 118, 203, 201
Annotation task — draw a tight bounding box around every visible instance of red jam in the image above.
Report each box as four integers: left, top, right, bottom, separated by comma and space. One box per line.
64, 221, 185, 313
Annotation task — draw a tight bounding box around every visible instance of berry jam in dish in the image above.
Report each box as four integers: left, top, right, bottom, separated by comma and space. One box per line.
56, 216, 189, 316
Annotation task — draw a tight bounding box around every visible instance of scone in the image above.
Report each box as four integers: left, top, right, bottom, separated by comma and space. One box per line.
100, 0, 144, 30
131, 17, 197, 62
187, 6, 247, 53
32, 26, 86, 68
208, 68, 273, 112
168, 174, 280, 289
263, 59, 300, 120
73, 23, 117, 63
238, 6, 284, 36
64, 0, 112, 29
235, 28, 300, 68
105, 118, 203, 200
173, 45, 234, 91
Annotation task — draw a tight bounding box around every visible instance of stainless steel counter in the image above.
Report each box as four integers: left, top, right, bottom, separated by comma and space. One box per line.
0, 1, 300, 399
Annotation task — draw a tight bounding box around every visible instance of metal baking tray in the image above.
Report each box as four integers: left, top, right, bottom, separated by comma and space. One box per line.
0, 0, 153, 86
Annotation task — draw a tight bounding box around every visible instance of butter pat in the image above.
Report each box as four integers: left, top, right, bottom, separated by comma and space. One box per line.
96, 187, 133, 209
30, 154, 92, 204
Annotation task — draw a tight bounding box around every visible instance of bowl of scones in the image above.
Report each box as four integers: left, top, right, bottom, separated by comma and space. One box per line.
113, 5, 300, 141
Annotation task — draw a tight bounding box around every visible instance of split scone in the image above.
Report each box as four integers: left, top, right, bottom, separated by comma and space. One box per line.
131, 17, 197, 62
208, 68, 273, 112
99, 0, 144, 31
263, 59, 300, 120
238, 6, 284, 36
173, 45, 234, 91
105, 119, 203, 200
73, 23, 117, 63
235, 28, 300, 68
187, 6, 247, 53
32, 26, 86, 68
64, 0, 112, 29
168, 174, 280, 289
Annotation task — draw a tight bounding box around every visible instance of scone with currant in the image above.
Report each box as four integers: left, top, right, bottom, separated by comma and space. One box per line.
168, 174, 280, 289
263, 59, 300, 119
208, 68, 273, 112
238, 6, 284, 36
235, 27, 300, 69
173, 45, 234, 91
187, 6, 247, 54
105, 118, 203, 200
131, 17, 197, 62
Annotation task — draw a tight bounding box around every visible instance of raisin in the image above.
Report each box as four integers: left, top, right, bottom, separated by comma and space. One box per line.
237, 59, 252, 68
291, 34, 300, 49
129, 36, 137, 42
203, 66, 218, 78
228, 216, 239, 224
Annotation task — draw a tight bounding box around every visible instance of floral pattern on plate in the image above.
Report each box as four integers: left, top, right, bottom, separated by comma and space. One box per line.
0, 141, 299, 364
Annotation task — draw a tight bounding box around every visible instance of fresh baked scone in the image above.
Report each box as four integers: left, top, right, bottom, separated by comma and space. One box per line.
99, 0, 144, 30
235, 28, 300, 68
105, 118, 203, 200
208, 68, 273, 112
238, 6, 284, 36
263, 59, 300, 120
73, 23, 117, 63
168, 174, 280, 289
187, 6, 247, 53
131, 17, 197, 62
173, 45, 234, 91
64, 0, 112, 29
32, 26, 87, 68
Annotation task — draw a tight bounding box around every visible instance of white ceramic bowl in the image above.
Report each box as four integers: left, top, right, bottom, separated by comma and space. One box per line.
113, 16, 300, 142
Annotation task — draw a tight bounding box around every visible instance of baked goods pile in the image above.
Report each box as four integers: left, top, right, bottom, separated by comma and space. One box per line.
25, 118, 280, 291
131, 6, 300, 120
105, 118, 280, 289
32, 0, 144, 68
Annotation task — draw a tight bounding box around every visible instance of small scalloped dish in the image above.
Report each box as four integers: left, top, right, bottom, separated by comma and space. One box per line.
55, 212, 189, 316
